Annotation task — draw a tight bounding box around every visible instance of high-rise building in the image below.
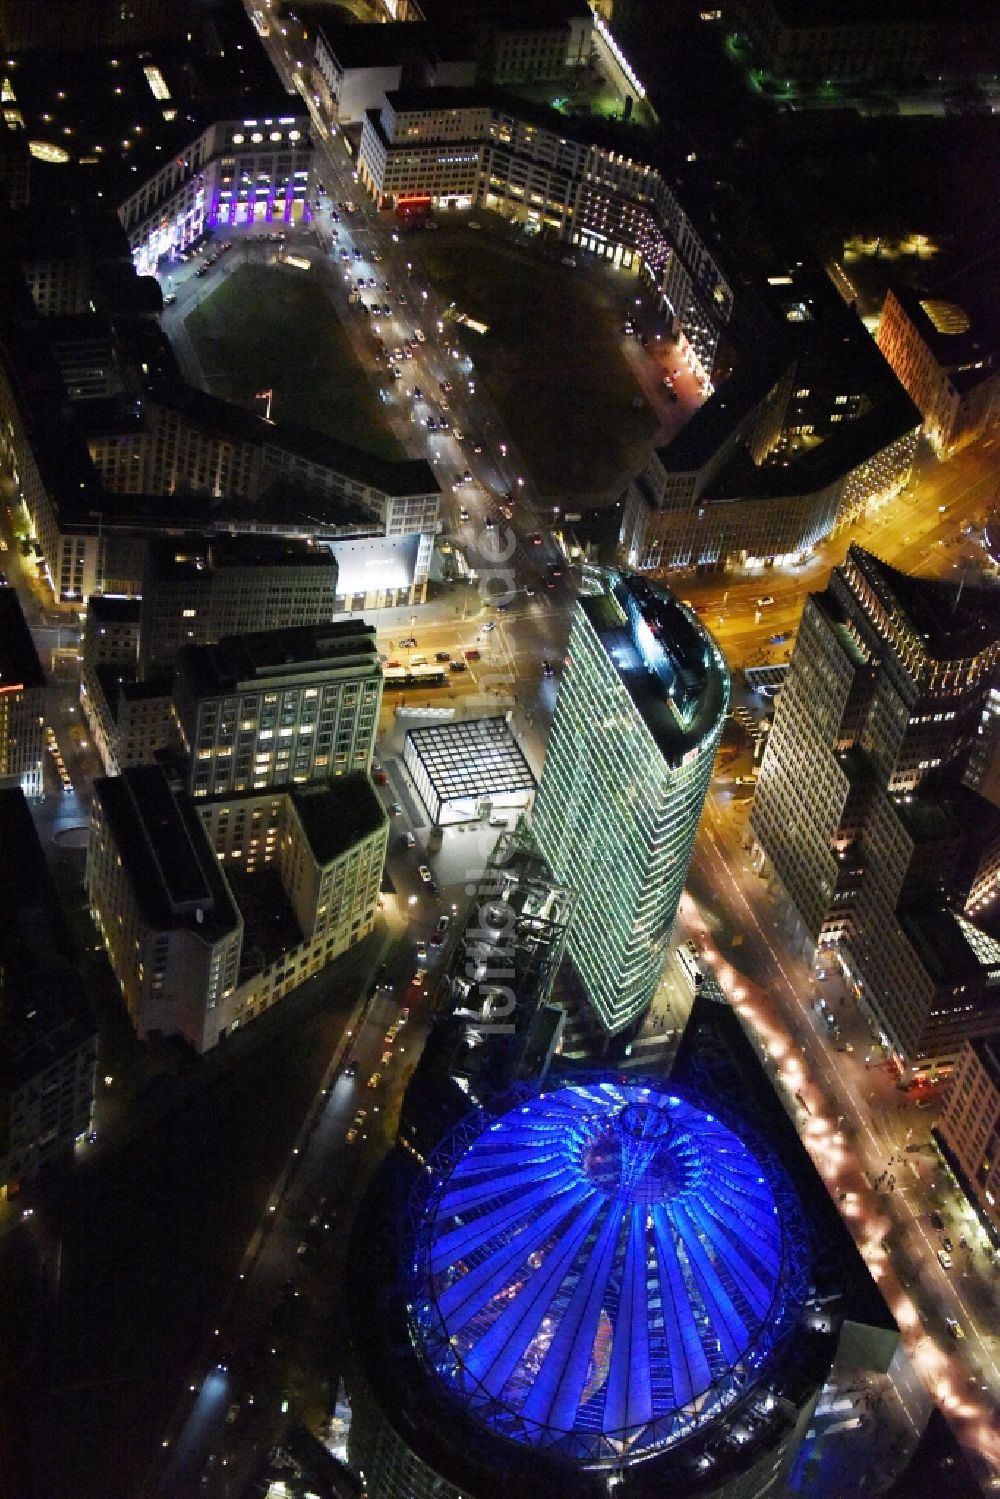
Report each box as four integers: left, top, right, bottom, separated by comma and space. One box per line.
533, 573, 728, 1035
173, 621, 383, 798
750, 544, 1000, 1076
0, 582, 45, 798
937, 1037, 1000, 1245
0, 789, 97, 1193
138, 535, 338, 677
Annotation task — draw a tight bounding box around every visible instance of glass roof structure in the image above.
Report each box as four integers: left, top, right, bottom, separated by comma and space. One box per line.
408, 1078, 807, 1468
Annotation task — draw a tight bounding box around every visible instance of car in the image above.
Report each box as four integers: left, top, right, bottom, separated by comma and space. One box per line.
434, 651, 451, 662
345, 1128, 358, 1144
399, 1007, 410, 1024
473, 441, 484, 454
398, 292, 407, 305
195, 266, 208, 277
449, 660, 468, 673
343, 1061, 358, 1080
385, 1025, 399, 1044
368, 1071, 382, 1089
464, 648, 480, 661
412, 385, 423, 400
769, 632, 790, 645
942, 1236, 954, 1254
381, 1049, 394, 1065
162, 292, 177, 307
440, 379, 453, 395
542, 660, 554, 677
227, 1402, 241, 1424
399, 636, 417, 648
930, 1210, 945, 1231
531, 532, 543, 545
353, 1109, 368, 1127
482, 621, 496, 633
937, 1248, 952, 1271
453, 428, 465, 442
418, 864, 433, 883
484, 514, 496, 528
296, 1242, 309, 1258
413, 968, 427, 988
403, 831, 416, 849
373, 769, 388, 785
459, 508, 470, 522
415, 940, 427, 962
427, 878, 439, 895
429, 930, 444, 947
755, 595, 775, 608
945, 1317, 965, 1339
354, 248, 363, 261
414, 329, 425, 342
436, 914, 450, 936
389, 802, 403, 816
461, 469, 472, 484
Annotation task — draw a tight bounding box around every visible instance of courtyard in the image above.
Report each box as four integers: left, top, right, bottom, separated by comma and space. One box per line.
409, 219, 659, 500
184, 261, 403, 462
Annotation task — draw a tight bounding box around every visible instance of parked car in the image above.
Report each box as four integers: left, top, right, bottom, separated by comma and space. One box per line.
418, 864, 433, 883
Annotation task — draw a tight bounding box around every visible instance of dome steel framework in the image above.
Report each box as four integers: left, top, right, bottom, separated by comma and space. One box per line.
408, 1079, 810, 1468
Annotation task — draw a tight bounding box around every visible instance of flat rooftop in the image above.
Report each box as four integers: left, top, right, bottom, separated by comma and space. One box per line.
176, 621, 381, 698
405, 716, 535, 805
290, 774, 387, 865
144, 533, 336, 583
0, 584, 44, 691
95, 765, 239, 938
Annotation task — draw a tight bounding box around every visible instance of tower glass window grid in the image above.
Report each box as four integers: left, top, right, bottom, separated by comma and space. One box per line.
534, 579, 728, 1033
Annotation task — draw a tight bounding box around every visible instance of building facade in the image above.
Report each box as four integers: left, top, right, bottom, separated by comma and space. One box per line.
750, 545, 1000, 1076
533, 573, 728, 1034
121, 114, 314, 277
876, 286, 1000, 459
0, 583, 46, 798
173, 621, 383, 797
138, 535, 339, 678
0, 789, 97, 1195
937, 1037, 1000, 1246
357, 89, 732, 377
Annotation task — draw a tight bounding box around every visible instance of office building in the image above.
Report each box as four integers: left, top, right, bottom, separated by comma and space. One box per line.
731, 0, 939, 86
533, 572, 728, 1035
0, 789, 98, 1194
346, 981, 897, 1499
88, 765, 244, 1052
937, 1037, 1000, 1246
876, 283, 1000, 458
0, 583, 45, 798
620, 258, 921, 573
87, 765, 388, 1052
750, 545, 1000, 1076
173, 621, 383, 797
138, 534, 338, 677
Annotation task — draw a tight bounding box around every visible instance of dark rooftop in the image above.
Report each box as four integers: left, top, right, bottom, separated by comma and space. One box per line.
0, 584, 44, 691
87, 595, 141, 625
0, 789, 96, 1098
290, 774, 387, 866
175, 621, 381, 698
95, 765, 239, 938
0, 0, 293, 209
846, 545, 1000, 662
144, 532, 336, 582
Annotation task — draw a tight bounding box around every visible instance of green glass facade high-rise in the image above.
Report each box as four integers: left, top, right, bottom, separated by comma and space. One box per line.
533, 573, 729, 1034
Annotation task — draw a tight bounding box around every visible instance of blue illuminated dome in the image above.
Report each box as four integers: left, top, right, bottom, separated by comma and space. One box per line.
408, 1079, 806, 1468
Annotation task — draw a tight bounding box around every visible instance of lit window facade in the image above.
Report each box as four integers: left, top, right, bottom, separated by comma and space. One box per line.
533, 574, 728, 1033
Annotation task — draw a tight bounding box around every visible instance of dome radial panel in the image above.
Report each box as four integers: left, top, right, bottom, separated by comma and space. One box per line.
409, 1080, 805, 1467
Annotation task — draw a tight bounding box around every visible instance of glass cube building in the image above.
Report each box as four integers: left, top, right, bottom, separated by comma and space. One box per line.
533, 573, 729, 1033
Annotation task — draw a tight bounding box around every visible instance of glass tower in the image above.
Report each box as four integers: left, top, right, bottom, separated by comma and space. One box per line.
533, 573, 728, 1033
